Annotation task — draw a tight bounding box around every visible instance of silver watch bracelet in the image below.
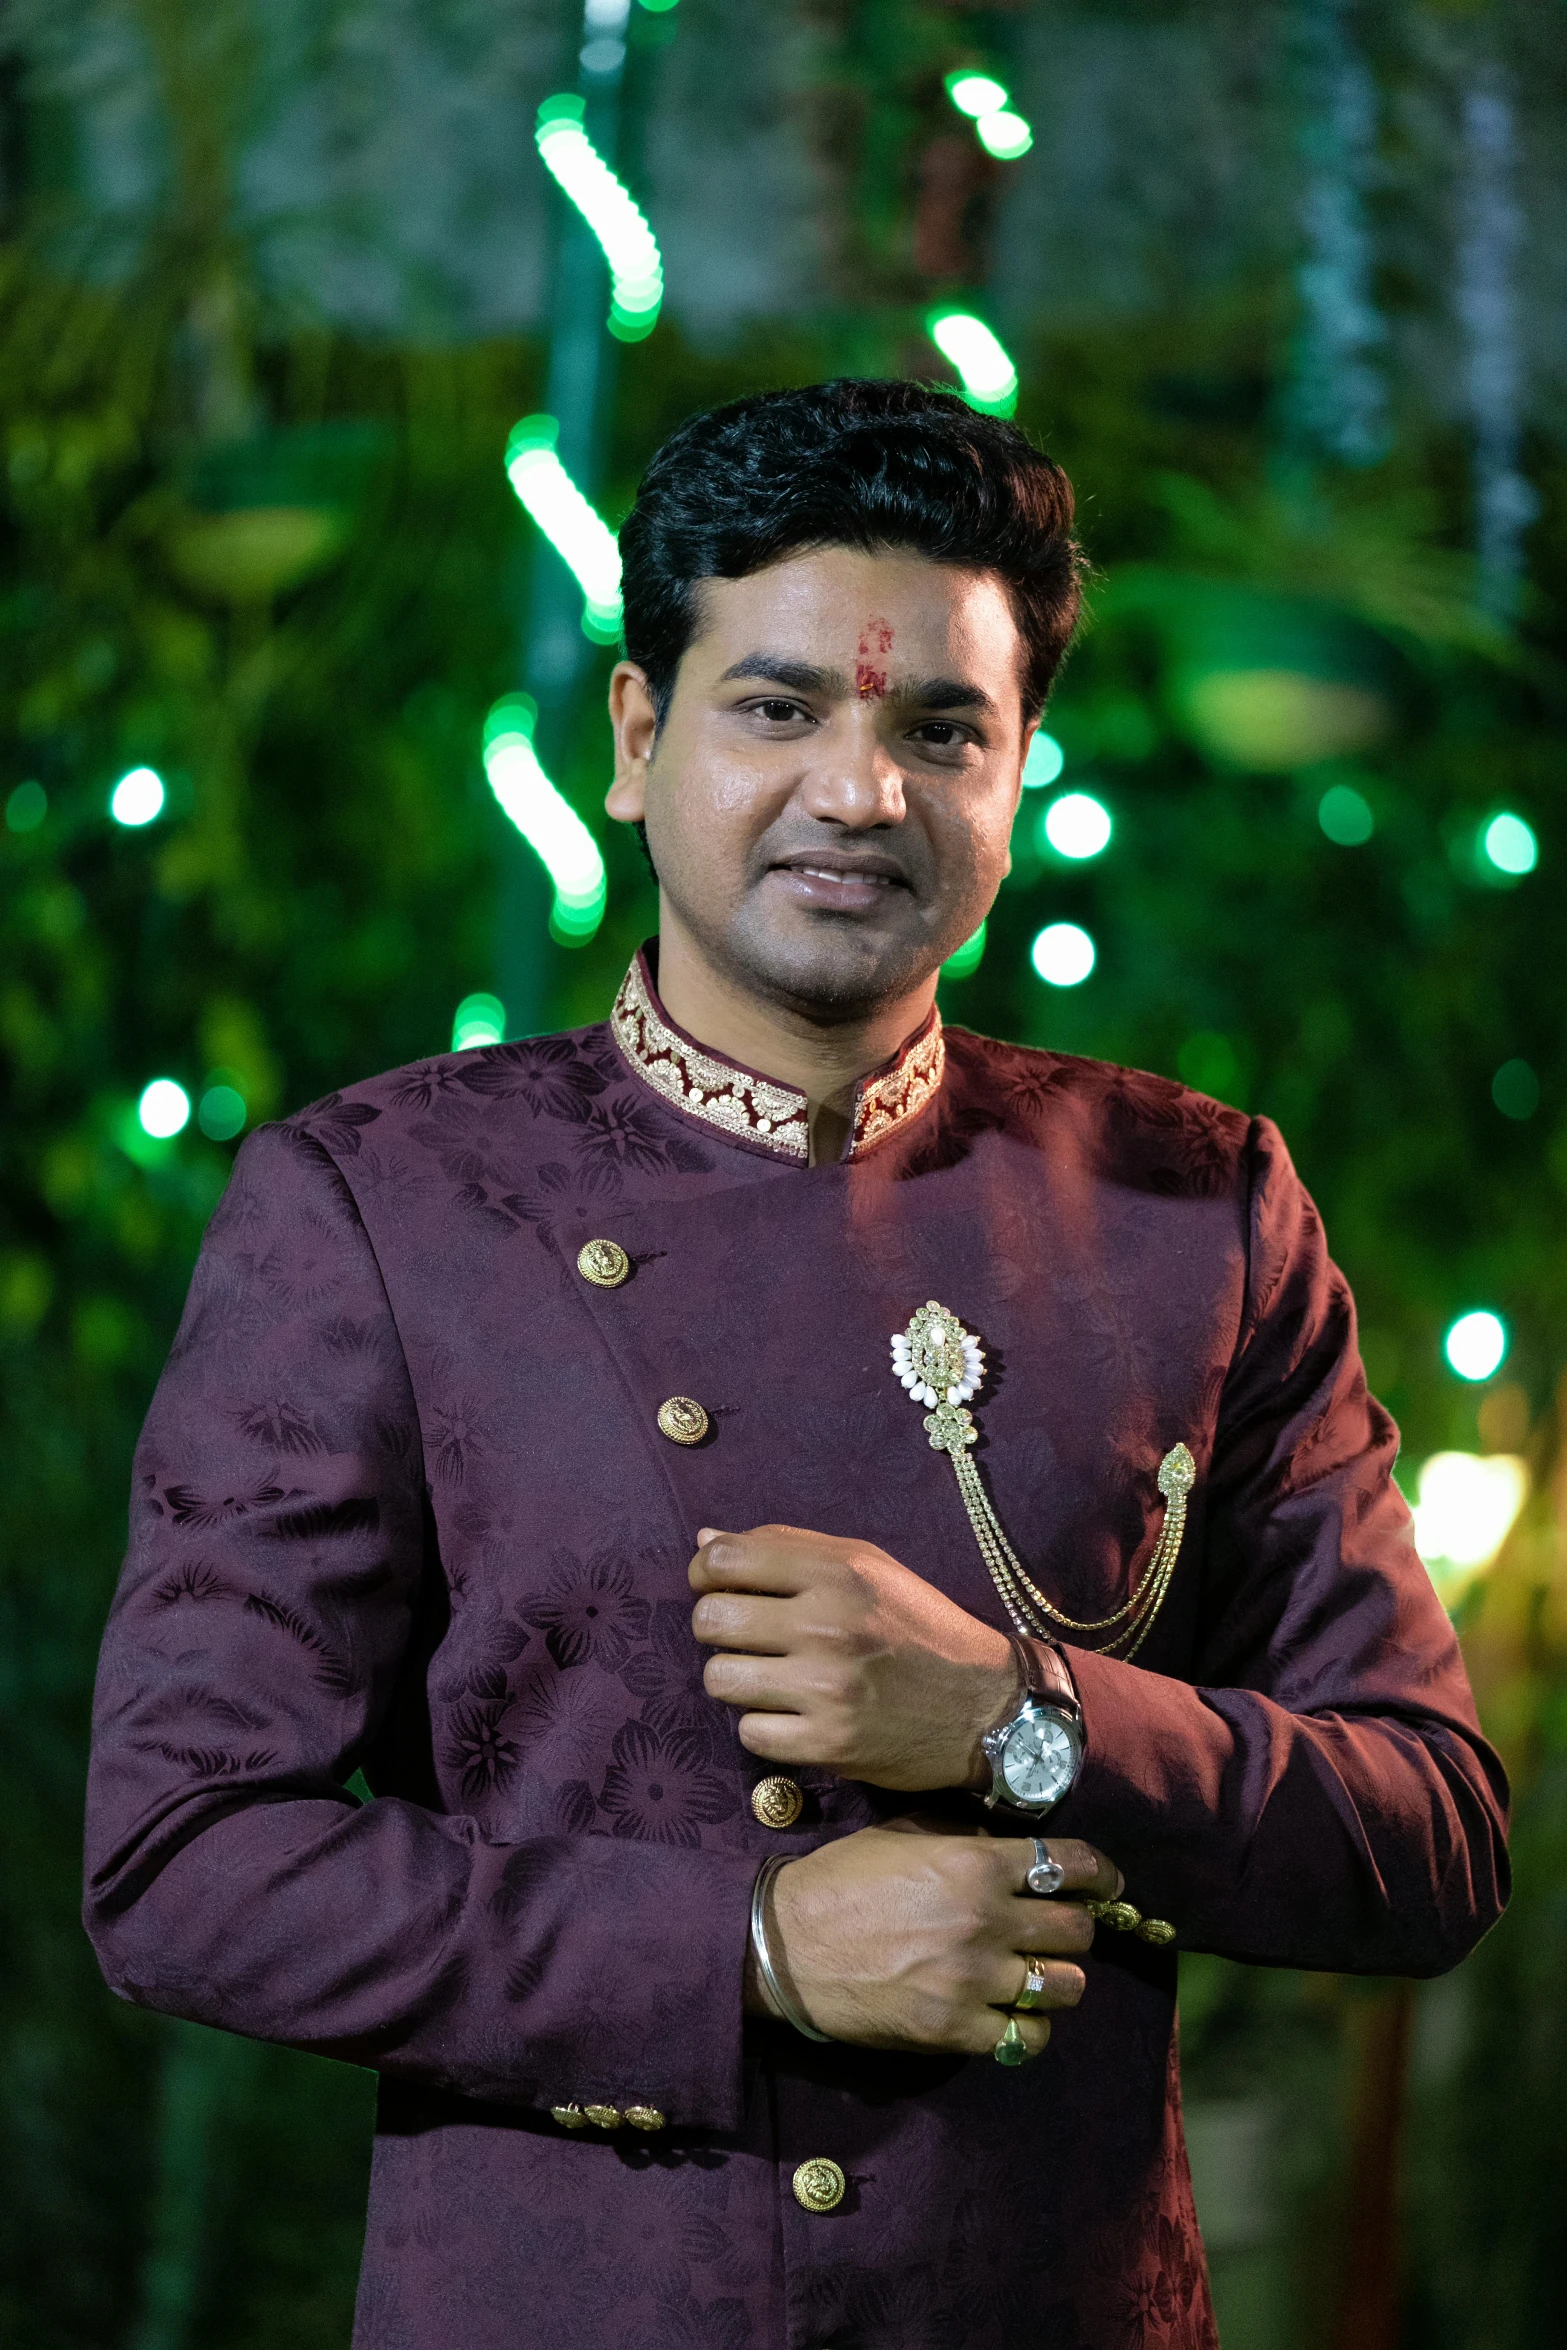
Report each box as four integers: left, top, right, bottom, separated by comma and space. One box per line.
750, 1855, 833, 2043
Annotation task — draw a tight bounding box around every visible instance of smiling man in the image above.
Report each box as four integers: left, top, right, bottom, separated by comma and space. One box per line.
85, 381, 1507, 2350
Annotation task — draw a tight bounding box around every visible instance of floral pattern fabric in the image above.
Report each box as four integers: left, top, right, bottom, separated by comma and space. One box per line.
84, 986, 1507, 2350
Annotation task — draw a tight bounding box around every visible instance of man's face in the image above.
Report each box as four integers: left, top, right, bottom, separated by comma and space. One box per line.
607, 545, 1034, 1021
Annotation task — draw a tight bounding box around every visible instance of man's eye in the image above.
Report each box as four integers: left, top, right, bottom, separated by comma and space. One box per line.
912, 722, 968, 748
755, 698, 810, 723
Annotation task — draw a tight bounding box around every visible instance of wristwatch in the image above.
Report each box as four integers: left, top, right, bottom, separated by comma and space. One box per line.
979, 1635, 1084, 1814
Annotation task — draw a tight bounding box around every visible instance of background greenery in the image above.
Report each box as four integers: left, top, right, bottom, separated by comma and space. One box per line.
1, 3, 1562, 2345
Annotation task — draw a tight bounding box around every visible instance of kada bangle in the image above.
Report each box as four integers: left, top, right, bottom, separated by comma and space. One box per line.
750, 1855, 832, 2043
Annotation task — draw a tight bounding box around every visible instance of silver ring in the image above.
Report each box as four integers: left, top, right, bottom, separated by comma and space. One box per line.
1025, 1838, 1065, 1897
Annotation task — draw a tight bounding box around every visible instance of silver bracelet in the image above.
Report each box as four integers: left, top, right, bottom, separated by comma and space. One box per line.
750, 1855, 832, 2043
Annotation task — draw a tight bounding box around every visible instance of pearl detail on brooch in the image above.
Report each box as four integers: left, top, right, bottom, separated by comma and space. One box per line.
890, 1302, 985, 1408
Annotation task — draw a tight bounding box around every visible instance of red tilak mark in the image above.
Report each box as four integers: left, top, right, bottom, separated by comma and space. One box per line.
855, 618, 894, 699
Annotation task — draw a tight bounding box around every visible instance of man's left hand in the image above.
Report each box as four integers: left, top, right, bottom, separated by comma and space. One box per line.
690, 1524, 1020, 1793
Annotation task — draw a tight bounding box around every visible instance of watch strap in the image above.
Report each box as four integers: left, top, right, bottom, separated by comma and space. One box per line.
1009, 1633, 1080, 1721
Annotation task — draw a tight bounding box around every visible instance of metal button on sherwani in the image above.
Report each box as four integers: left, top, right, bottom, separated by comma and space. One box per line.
623, 2105, 666, 2131
656, 1395, 709, 1446
582, 2105, 622, 2129
792, 2158, 846, 2213
576, 1238, 630, 1288
751, 1775, 803, 1830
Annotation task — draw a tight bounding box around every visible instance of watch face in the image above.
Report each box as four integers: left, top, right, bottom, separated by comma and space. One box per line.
1001, 1708, 1079, 1809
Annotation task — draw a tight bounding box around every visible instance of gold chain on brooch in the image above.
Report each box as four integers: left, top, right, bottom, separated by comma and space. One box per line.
890, 1301, 1195, 1665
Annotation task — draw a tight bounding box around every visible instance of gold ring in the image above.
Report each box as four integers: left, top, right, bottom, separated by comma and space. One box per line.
1014, 1954, 1049, 2011
993, 2015, 1032, 2067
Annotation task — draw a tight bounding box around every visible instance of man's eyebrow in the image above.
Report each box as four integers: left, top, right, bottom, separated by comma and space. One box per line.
910, 676, 998, 717
716, 655, 845, 694
715, 655, 998, 716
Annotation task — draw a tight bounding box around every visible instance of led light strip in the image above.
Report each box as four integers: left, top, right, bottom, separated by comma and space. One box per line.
535, 95, 664, 340
482, 696, 607, 946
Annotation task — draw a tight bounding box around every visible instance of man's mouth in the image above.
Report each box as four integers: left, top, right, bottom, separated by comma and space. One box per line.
787, 863, 899, 890
768, 852, 912, 897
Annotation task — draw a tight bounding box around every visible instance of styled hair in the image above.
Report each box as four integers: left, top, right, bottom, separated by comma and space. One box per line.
619, 378, 1084, 722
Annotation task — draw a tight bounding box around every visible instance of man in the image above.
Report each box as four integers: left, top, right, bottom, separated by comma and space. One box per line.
85, 379, 1508, 2350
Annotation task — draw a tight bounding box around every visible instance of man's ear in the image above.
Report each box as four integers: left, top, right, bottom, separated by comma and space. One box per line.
606, 662, 658, 822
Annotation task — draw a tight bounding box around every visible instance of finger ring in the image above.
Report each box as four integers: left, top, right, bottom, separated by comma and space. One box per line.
1025, 1838, 1064, 1897
993, 2015, 1032, 2067
1014, 1954, 1049, 2011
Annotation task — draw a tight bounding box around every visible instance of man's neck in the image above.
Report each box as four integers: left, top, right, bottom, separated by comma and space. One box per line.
651, 911, 937, 1165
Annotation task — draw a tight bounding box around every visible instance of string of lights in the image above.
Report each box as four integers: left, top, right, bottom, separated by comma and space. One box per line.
504, 415, 623, 642
482, 695, 608, 946
535, 95, 664, 341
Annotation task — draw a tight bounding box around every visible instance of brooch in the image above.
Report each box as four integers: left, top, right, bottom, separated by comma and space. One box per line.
891, 1300, 1195, 1664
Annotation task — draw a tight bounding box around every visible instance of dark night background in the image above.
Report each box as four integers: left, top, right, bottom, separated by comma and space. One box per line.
1, 3, 1563, 2345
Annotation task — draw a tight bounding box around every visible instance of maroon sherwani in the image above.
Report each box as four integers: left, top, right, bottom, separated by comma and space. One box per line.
84, 948, 1508, 2350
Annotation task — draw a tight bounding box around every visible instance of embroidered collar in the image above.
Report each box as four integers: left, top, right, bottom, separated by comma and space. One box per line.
610, 949, 946, 1164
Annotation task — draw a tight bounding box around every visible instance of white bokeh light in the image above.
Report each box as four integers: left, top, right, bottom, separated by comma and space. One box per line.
1042, 791, 1112, 860
1031, 923, 1096, 987
110, 767, 166, 826
1444, 1310, 1508, 1382
1412, 1450, 1527, 1585
1481, 811, 1537, 875
137, 1079, 191, 1139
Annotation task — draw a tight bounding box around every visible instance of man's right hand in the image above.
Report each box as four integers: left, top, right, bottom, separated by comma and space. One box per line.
752, 1819, 1124, 2060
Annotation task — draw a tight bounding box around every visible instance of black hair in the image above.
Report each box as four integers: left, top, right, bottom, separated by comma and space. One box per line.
619, 377, 1085, 726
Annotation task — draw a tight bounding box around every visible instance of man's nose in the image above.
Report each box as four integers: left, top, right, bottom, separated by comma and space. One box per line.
797, 718, 907, 829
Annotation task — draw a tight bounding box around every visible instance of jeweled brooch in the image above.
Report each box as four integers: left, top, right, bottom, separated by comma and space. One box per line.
890, 1300, 1195, 1664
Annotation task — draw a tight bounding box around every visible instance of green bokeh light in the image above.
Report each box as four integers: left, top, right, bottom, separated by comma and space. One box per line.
926, 310, 1018, 416
945, 71, 1009, 118
197, 1084, 247, 1141
1318, 782, 1374, 846
1021, 732, 1064, 788
1492, 1059, 1539, 1120
942, 921, 987, 980
452, 993, 507, 1050
975, 110, 1033, 160
5, 778, 46, 832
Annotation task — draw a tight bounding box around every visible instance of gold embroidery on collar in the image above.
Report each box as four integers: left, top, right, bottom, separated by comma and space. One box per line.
853, 1017, 945, 1154
611, 956, 946, 1163
612, 958, 810, 1160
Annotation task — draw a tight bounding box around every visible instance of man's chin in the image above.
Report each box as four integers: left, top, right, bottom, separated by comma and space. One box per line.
719, 909, 943, 1023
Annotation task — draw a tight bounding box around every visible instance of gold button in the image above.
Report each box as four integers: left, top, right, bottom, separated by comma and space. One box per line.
1095, 1901, 1142, 1934
623, 2105, 666, 2131
550, 2104, 588, 2129
657, 1395, 709, 1446
792, 2157, 846, 2213
752, 1775, 804, 1830
577, 1238, 630, 1288
583, 2104, 623, 2129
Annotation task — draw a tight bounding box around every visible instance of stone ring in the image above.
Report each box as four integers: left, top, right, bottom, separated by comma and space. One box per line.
1025, 1838, 1065, 1897
993, 2015, 1032, 2066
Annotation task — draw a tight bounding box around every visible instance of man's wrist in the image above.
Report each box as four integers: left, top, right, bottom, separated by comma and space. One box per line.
962, 1634, 1026, 1792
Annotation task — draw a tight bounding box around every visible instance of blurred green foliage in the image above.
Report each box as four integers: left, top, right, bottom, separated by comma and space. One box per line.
2, 3, 1565, 2346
